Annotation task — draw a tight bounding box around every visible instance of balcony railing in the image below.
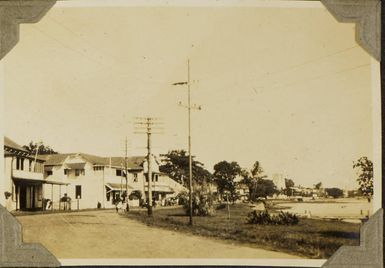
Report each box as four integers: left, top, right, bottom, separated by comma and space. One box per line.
12, 169, 44, 181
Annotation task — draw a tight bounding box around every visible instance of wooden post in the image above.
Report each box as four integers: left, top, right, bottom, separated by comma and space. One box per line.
51, 184, 54, 211
41, 184, 44, 211
226, 194, 230, 220
59, 185, 61, 210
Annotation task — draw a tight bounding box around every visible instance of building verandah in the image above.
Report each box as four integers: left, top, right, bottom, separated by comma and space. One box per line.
12, 178, 68, 211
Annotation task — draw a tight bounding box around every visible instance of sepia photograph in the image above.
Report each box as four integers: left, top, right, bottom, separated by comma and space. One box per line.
0, 0, 382, 266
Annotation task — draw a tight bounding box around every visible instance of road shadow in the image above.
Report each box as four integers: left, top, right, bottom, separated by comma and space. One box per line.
321, 230, 359, 239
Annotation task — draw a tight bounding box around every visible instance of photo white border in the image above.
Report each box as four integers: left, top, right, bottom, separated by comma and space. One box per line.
371, 58, 382, 213
59, 258, 327, 267
55, 0, 323, 8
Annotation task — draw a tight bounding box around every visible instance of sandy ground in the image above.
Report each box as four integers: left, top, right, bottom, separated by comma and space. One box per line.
16, 210, 299, 259
279, 198, 372, 219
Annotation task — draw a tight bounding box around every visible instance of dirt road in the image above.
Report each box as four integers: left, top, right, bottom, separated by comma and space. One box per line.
16, 210, 299, 259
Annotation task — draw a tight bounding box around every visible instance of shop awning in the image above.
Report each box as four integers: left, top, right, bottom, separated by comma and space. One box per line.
105, 183, 133, 191
13, 177, 69, 186
45, 180, 69, 186
145, 185, 174, 193
13, 178, 44, 185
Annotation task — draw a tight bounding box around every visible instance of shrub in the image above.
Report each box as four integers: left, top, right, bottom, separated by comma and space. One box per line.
246, 210, 299, 225
325, 188, 344, 198
183, 190, 216, 216
129, 190, 142, 200
177, 191, 189, 206
274, 211, 299, 225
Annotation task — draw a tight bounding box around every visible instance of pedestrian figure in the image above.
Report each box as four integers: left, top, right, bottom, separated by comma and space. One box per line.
115, 199, 122, 213
125, 202, 130, 212
60, 194, 71, 211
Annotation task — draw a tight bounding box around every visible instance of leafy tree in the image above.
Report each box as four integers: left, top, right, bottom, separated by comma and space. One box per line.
159, 150, 213, 188
213, 161, 241, 202
284, 178, 295, 196
325, 188, 344, 199
353, 156, 374, 201
241, 161, 268, 201
314, 182, 322, 190
253, 179, 277, 199
285, 178, 295, 188
23, 141, 58, 155
251, 161, 265, 178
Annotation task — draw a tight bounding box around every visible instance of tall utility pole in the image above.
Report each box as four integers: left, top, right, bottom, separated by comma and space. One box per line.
32, 141, 43, 172
134, 117, 163, 216
125, 137, 128, 207
172, 59, 201, 226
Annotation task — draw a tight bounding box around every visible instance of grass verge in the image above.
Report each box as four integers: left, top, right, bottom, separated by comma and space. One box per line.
125, 203, 360, 259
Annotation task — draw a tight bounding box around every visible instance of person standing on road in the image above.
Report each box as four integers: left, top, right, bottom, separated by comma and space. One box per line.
116, 199, 122, 213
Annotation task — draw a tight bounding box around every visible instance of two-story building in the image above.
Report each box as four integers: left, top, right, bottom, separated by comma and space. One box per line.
42, 153, 186, 210
43, 153, 109, 210
105, 155, 186, 207
3, 137, 67, 211
3, 136, 185, 211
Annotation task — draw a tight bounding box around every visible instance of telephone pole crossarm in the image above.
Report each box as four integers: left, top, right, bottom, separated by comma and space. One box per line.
133, 117, 163, 217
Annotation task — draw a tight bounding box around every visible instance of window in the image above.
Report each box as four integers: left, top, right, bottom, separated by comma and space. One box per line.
113, 192, 120, 202
133, 173, 138, 182
46, 170, 53, 176
145, 173, 158, 182
75, 185, 82, 199
29, 159, 32, 171
94, 166, 104, 171
20, 159, 24, 170
116, 169, 122, 176
16, 157, 20, 170
75, 169, 85, 176
64, 169, 69, 175
37, 186, 42, 201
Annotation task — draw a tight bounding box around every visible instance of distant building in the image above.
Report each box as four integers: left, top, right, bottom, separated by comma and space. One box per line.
271, 173, 286, 191
236, 183, 249, 201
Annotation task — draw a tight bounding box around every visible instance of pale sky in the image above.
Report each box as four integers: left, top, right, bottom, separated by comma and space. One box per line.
2, 3, 376, 189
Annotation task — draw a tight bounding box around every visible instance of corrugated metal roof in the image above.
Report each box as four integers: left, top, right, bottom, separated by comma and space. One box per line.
4, 137, 29, 152
44, 154, 71, 165
79, 153, 107, 165
105, 156, 146, 169
44, 153, 146, 170
44, 153, 107, 166
64, 163, 86, 169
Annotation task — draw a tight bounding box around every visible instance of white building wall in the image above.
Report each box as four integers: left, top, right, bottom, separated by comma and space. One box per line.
3, 157, 16, 211
45, 159, 105, 210
41, 155, 185, 210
